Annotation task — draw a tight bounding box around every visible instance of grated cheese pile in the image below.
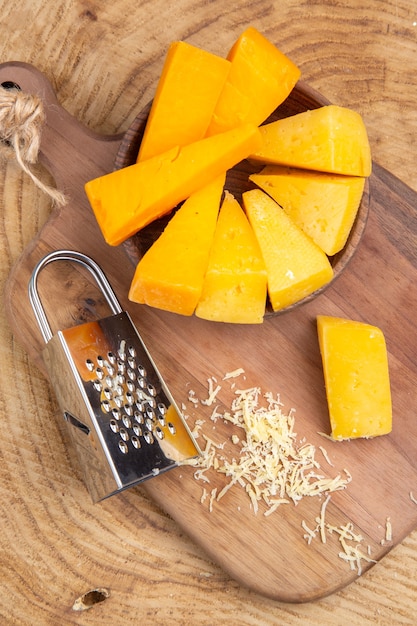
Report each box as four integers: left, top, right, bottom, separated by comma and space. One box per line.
183, 373, 351, 516
182, 370, 395, 575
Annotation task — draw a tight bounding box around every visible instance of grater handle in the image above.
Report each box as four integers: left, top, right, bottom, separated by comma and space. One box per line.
29, 249, 123, 343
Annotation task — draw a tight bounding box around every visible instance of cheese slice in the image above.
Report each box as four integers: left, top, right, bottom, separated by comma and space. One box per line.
317, 315, 392, 440
128, 175, 225, 315
85, 123, 261, 246
250, 105, 372, 177
242, 189, 333, 311
207, 26, 300, 135
195, 191, 267, 324
250, 165, 366, 255
137, 41, 231, 161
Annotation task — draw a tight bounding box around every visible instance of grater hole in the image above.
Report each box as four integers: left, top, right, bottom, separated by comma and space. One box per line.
134, 410, 144, 424
93, 379, 102, 391
138, 365, 147, 377
155, 426, 164, 440
107, 351, 116, 364
110, 419, 119, 433
128, 346, 136, 357
122, 415, 132, 429
124, 404, 133, 417
115, 396, 124, 408
119, 440, 129, 454
105, 376, 113, 388
131, 435, 141, 449
147, 383, 156, 397
168, 422, 176, 435
119, 428, 129, 442
106, 364, 115, 376
146, 406, 155, 420
101, 400, 111, 413
144, 431, 154, 445
86, 359, 94, 372
112, 408, 121, 420
133, 423, 142, 436
97, 355, 104, 367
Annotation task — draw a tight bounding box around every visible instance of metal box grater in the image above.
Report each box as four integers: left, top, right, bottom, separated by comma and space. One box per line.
29, 249, 200, 502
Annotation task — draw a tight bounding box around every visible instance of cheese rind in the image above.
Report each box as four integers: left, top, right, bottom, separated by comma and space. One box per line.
137, 41, 231, 161
207, 27, 300, 135
195, 191, 267, 324
249, 105, 372, 177
242, 189, 333, 311
250, 165, 366, 255
85, 124, 261, 246
128, 175, 225, 315
317, 315, 392, 440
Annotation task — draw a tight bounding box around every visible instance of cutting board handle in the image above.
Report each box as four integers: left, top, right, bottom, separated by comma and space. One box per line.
0, 61, 124, 198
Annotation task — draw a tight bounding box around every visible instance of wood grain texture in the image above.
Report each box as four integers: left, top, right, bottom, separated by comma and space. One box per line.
1, 0, 417, 623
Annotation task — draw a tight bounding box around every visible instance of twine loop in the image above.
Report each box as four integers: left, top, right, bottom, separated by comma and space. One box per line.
0, 83, 66, 205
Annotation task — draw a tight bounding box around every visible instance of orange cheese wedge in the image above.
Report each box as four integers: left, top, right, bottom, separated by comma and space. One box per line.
85, 123, 261, 246
317, 315, 392, 440
207, 26, 300, 135
128, 175, 225, 315
195, 191, 267, 324
242, 189, 333, 311
250, 105, 372, 177
137, 41, 231, 161
250, 165, 366, 256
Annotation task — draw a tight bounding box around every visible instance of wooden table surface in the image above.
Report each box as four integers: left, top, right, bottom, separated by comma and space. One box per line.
1, 1, 417, 624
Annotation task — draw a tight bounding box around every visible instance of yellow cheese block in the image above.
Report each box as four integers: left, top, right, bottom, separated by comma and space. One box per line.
137, 41, 231, 161
250, 105, 372, 177
242, 189, 333, 311
195, 191, 267, 324
85, 123, 261, 246
317, 315, 392, 440
250, 165, 366, 256
128, 175, 225, 315
207, 26, 300, 135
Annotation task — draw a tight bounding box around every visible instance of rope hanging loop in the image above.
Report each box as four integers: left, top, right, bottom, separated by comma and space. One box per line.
0, 82, 66, 206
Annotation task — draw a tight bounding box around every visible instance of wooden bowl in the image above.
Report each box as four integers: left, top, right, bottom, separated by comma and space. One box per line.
115, 81, 369, 317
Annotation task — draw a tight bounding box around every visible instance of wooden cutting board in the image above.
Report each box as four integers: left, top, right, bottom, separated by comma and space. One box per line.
3, 61, 417, 604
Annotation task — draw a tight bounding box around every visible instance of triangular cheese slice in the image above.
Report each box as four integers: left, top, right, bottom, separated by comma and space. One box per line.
195, 191, 267, 324
250, 165, 366, 255
128, 175, 225, 315
243, 189, 333, 311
